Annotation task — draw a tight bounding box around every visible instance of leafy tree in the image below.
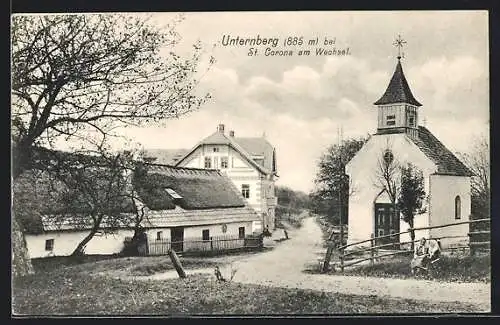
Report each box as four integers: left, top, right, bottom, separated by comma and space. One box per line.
275, 186, 310, 219
11, 13, 213, 274
397, 163, 426, 250
312, 136, 369, 225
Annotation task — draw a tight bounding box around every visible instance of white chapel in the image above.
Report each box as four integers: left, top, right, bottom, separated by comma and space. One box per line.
345, 46, 473, 249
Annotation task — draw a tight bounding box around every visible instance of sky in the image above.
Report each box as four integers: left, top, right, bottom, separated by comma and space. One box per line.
55, 11, 490, 193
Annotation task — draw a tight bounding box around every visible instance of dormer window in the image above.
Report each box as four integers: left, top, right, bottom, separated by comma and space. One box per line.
165, 188, 182, 199
386, 115, 396, 126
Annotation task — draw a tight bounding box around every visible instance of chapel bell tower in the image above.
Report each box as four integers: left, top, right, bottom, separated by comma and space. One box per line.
374, 35, 422, 139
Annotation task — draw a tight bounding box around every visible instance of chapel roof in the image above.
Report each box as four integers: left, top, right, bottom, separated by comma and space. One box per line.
411, 126, 473, 177
374, 59, 422, 107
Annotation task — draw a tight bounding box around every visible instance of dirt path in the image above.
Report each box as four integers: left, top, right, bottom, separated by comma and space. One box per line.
124, 215, 490, 311
229, 216, 490, 311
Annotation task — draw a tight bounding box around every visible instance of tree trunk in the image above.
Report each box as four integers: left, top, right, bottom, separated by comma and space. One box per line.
12, 217, 35, 278
71, 226, 99, 257
409, 218, 415, 251
12, 148, 35, 278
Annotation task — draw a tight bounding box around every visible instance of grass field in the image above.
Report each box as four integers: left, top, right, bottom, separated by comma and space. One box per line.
306, 254, 490, 283
13, 264, 482, 315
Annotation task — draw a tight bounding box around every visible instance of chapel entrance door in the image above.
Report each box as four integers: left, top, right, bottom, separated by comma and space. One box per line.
374, 203, 400, 248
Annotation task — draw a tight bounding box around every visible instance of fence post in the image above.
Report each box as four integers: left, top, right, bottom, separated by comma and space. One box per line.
168, 249, 186, 278
340, 224, 345, 247
469, 238, 476, 257
370, 233, 374, 266
210, 236, 214, 251
340, 247, 345, 272
322, 244, 334, 273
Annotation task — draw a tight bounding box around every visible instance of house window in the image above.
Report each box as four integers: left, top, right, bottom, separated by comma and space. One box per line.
45, 239, 54, 251
202, 229, 210, 241
455, 196, 461, 219
213, 147, 219, 153
221, 157, 229, 169
204, 157, 211, 168
239, 227, 245, 239
156, 231, 163, 241
241, 184, 250, 198
386, 114, 396, 126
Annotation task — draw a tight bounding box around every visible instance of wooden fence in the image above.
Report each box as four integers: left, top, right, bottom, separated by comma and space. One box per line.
325, 218, 490, 272
146, 234, 263, 256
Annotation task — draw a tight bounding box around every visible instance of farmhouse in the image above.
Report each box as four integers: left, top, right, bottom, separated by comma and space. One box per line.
345, 55, 473, 250
133, 163, 262, 255
143, 124, 279, 232
14, 155, 261, 258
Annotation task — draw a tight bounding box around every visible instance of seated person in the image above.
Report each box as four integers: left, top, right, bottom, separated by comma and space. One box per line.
411, 237, 441, 274
427, 238, 441, 262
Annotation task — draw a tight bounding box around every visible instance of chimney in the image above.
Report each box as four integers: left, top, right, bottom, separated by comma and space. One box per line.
229, 130, 235, 137
218, 123, 225, 133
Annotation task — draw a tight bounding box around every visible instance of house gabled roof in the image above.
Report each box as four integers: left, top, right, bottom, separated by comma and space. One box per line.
233, 137, 276, 173
374, 59, 422, 107
410, 126, 473, 177
134, 163, 247, 210
174, 130, 277, 176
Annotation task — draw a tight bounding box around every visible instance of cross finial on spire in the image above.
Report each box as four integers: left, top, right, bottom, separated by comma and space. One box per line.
393, 34, 406, 60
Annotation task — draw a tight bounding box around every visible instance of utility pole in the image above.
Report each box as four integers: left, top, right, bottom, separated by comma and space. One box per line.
322, 125, 344, 273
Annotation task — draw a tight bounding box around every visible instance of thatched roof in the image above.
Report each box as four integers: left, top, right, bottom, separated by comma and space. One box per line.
13, 165, 136, 234
135, 163, 246, 211
13, 148, 256, 234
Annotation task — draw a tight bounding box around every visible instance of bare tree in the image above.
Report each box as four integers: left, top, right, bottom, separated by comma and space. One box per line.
11, 13, 213, 178
373, 140, 400, 206
11, 13, 214, 275
459, 135, 490, 218
36, 146, 139, 256
458, 135, 490, 237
